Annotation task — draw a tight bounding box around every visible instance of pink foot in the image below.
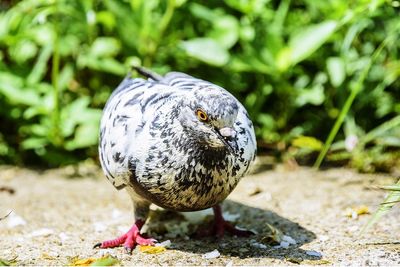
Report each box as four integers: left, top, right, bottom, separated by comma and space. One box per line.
94, 220, 156, 254
196, 205, 254, 238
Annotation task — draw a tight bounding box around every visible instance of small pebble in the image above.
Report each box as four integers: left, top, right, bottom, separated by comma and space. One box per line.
7, 213, 27, 228
319, 235, 329, 242
279, 241, 290, 249
306, 250, 323, 257
29, 228, 54, 237
93, 222, 107, 232
202, 249, 220, 259
348, 225, 359, 232
222, 212, 241, 222
282, 235, 297, 245
251, 242, 267, 249
58, 232, 69, 244
111, 209, 122, 219
155, 240, 172, 248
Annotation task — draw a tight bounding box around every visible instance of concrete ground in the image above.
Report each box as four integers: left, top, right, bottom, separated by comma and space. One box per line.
0, 164, 399, 265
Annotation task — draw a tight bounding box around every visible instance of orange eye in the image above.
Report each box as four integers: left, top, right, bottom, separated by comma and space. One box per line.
196, 109, 209, 122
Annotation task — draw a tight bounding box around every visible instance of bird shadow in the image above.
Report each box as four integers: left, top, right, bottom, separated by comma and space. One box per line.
147, 200, 319, 262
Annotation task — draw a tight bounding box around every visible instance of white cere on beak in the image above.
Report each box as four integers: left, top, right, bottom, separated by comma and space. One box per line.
219, 127, 236, 139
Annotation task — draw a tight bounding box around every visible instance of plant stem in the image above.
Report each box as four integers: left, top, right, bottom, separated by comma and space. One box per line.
159, 0, 176, 38
360, 115, 400, 146
143, 0, 175, 67
51, 1, 62, 146
313, 37, 391, 169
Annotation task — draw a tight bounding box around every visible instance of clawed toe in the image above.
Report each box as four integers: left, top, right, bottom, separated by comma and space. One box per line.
136, 236, 156, 246
124, 246, 134, 254
93, 242, 102, 249
94, 221, 156, 253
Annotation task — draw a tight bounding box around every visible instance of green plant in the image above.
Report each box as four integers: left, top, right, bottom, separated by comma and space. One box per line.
0, 0, 399, 168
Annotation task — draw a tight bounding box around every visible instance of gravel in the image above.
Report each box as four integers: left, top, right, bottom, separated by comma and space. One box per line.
0, 165, 399, 265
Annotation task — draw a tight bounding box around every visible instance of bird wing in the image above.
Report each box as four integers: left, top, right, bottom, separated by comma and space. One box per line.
99, 75, 178, 190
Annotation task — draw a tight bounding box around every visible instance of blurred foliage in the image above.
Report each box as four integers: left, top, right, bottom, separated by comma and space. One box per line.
0, 0, 399, 170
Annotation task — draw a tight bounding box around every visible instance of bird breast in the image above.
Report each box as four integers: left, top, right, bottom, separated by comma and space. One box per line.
132, 149, 243, 211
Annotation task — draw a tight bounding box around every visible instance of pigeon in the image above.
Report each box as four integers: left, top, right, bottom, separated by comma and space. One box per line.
94, 67, 257, 253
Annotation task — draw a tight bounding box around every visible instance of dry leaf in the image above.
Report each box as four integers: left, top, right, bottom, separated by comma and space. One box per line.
41, 253, 56, 260
344, 205, 370, 218
70, 257, 96, 266
90, 257, 120, 266
0, 259, 11, 266
69, 256, 119, 266
260, 223, 284, 245
139, 245, 166, 254
285, 257, 303, 264
302, 259, 332, 265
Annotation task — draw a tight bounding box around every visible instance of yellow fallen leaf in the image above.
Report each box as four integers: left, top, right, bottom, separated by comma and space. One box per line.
302, 259, 332, 265
344, 205, 370, 218
41, 253, 56, 260
70, 257, 96, 266
354, 205, 369, 215
139, 245, 166, 254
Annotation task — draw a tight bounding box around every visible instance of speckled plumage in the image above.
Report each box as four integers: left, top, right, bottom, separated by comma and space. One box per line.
99, 70, 256, 221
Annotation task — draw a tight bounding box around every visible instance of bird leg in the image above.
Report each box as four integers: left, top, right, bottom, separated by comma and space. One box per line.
93, 219, 156, 253
196, 204, 254, 238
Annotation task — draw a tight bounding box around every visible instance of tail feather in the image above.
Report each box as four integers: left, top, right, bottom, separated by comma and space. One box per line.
132, 66, 163, 81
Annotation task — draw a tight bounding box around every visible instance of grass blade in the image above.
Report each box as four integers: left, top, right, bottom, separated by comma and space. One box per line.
361, 179, 400, 233
313, 36, 393, 169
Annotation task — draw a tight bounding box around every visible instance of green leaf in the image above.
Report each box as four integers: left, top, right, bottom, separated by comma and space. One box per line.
0, 258, 11, 266
210, 16, 239, 49
26, 44, 53, 85
0, 72, 41, 106
288, 20, 338, 66
65, 122, 100, 150
292, 136, 323, 151
360, 115, 400, 146
295, 84, 325, 107
225, 0, 269, 14
78, 55, 126, 75
21, 137, 48, 150
58, 64, 74, 91
59, 35, 80, 56
60, 97, 102, 138
327, 57, 346, 87
96, 11, 116, 31
90, 37, 121, 57
189, 3, 218, 21
180, 38, 230, 66
90, 256, 120, 266
9, 40, 38, 63
29, 24, 54, 46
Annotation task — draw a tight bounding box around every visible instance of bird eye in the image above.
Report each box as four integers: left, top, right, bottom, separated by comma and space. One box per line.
196, 109, 209, 122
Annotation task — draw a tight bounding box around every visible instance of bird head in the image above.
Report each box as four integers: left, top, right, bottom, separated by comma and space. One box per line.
178, 87, 239, 154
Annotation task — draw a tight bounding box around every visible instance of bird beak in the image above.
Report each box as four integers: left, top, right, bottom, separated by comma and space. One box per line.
218, 127, 237, 154
219, 127, 237, 140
